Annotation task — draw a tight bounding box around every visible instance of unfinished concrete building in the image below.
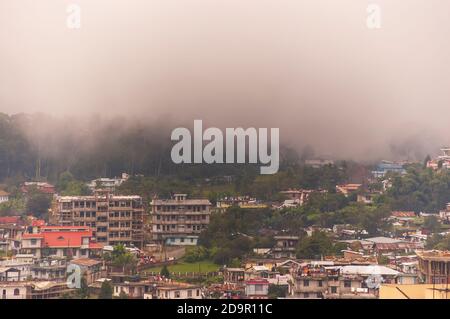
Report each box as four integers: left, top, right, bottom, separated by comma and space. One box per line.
50, 190, 144, 248
150, 194, 211, 245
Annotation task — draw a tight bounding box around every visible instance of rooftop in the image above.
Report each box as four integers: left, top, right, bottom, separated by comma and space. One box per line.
365, 237, 405, 244
416, 250, 450, 261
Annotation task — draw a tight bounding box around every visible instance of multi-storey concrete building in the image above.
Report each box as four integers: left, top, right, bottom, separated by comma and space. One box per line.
292, 263, 399, 299
50, 190, 144, 248
150, 194, 211, 245
417, 250, 450, 284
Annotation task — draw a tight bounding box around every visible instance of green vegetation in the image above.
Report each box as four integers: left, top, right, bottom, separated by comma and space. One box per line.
426, 234, 450, 250
296, 231, 347, 259
379, 164, 450, 213
98, 281, 113, 299
103, 244, 138, 274
268, 284, 288, 299
77, 277, 90, 299
56, 171, 90, 196
147, 260, 220, 274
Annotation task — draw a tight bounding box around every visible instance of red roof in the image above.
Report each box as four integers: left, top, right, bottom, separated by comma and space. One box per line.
31, 220, 46, 227
0, 216, 21, 224
392, 211, 416, 218
89, 242, 104, 249
40, 226, 90, 231
245, 279, 269, 285
23, 229, 93, 248
21, 183, 55, 194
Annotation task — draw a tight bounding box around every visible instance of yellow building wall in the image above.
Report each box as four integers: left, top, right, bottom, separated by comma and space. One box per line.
380, 284, 450, 299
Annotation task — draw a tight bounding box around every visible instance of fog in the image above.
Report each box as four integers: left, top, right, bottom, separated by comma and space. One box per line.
1, 0, 450, 161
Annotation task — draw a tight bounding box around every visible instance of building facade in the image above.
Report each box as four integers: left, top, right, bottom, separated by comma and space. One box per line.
150, 194, 211, 245
50, 190, 144, 248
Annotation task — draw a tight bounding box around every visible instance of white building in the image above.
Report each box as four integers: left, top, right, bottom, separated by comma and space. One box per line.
150, 284, 203, 299
244, 279, 269, 299
0, 190, 9, 203
0, 282, 29, 299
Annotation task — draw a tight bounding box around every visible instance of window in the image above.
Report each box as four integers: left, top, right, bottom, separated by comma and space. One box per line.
14, 288, 20, 296
196, 289, 200, 296
344, 280, 351, 288
304, 293, 309, 298
318, 280, 323, 287
330, 286, 337, 294
31, 239, 37, 245
187, 290, 192, 298
175, 291, 180, 298
303, 280, 309, 287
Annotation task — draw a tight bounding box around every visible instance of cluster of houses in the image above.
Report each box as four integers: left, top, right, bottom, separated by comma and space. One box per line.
217, 246, 450, 299
2, 163, 450, 299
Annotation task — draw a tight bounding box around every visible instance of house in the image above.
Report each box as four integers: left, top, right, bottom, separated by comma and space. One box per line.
244, 279, 269, 299
372, 161, 406, 178
150, 282, 203, 299
87, 173, 129, 192
339, 239, 374, 252
30, 258, 67, 282
417, 250, 450, 284
1, 281, 73, 299
0, 257, 33, 281
113, 280, 155, 298
20, 226, 100, 259
272, 236, 299, 259
292, 263, 398, 299
216, 196, 268, 210
336, 184, 362, 196
223, 268, 245, 286
29, 281, 74, 299
0, 216, 22, 226
365, 236, 423, 254
391, 211, 416, 219
30, 219, 46, 234
69, 258, 104, 284
244, 259, 279, 271
0, 282, 30, 299
279, 189, 316, 206
426, 148, 450, 171
304, 159, 334, 168
21, 182, 55, 195
356, 191, 381, 204
0, 267, 24, 282
0, 190, 9, 203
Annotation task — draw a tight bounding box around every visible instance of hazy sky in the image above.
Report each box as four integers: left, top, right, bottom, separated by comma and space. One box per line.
1, 1, 450, 160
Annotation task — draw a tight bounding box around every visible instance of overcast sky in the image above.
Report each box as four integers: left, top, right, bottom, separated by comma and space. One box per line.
1, 1, 449, 160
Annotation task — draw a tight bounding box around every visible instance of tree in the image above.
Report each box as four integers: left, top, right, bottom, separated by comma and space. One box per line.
105, 244, 138, 274
160, 265, 170, 278
118, 291, 129, 299
423, 215, 441, 233
424, 155, 431, 168
77, 276, 90, 299
296, 231, 337, 259
98, 281, 113, 299
26, 192, 51, 218
184, 246, 209, 263
268, 284, 287, 299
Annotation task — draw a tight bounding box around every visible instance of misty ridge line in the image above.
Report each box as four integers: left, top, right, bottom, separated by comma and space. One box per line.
0, 112, 444, 168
